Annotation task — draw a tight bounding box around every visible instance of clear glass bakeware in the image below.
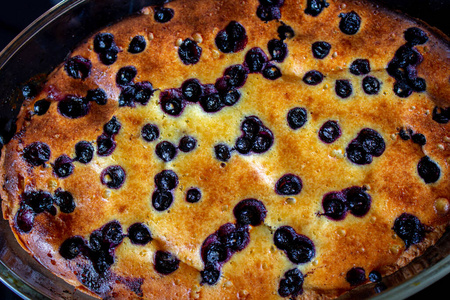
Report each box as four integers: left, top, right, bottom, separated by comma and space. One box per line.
0, 0, 449, 299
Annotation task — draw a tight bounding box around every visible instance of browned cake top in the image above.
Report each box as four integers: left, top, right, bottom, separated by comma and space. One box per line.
1, 0, 450, 299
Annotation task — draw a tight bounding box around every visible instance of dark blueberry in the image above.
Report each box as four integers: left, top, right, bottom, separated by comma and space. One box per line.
86, 88, 107, 105
335, 79, 353, 98
116, 66, 137, 86
23, 142, 51, 166
262, 64, 282, 80
244, 47, 268, 73
287, 107, 307, 130
241, 116, 263, 140
358, 128, 385, 156
54, 188, 76, 213
303, 70, 324, 85
128, 35, 146, 53
369, 271, 382, 283
312, 41, 331, 59
214, 144, 231, 162
339, 11, 361, 35
222, 89, 241, 106
134, 81, 154, 105
305, 0, 329, 17
59, 236, 85, 259
53, 155, 74, 178
399, 128, 412, 140
318, 120, 341, 143
15, 204, 35, 233
178, 38, 202, 65
274, 226, 297, 250
362, 76, 380, 95
256, 5, 281, 22
178, 136, 197, 152
200, 92, 224, 113
268, 39, 288, 62
119, 86, 137, 107
154, 6, 174, 23
395, 45, 421, 67
252, 128, 274, 153
99, 47, 118, 65
89, 231, 103, 253
93, 33, 114, 53
160, 88, 185, 116
141, 124, 159, 142
278, 23, 295, 40
128, 223, 152, 245
201, 265, 221, 285
154, 170, 178, 191
417, 156, 440, 184
233, 198, 267, 226
181, 78, 203, 102
387, 60, 406, 80
103, 116, 121, 136
102, 221, 124, 247
322, 192, 347, 220
154, 251, 179, 275
23, 190, 53, 213
223, 64, 248, 89
346, 267, 366, 286
96, 133, 116, 156
215, 21, 248, 53
410, 77, 426, 92
235, 136, 252, 154
58, 95, 90, 119
22, 84, 37, 99
65, 56, 92, 80
34, 99, 51, 115
411, 133, 426, 146
74, 141, 94, 164
218, 224, 250, 251
393, 213, 425, 248
202, 242, 228, 264
275, 174, 302, 195
346, 143, 373, 165
349, 59, 370, 75
432, 106, 450, 124
287, 235, 315, 264
186, 188, 202, 203
155, 141, 178, 162
278, 268, 304, 297
92, 251, 114, 273
101, 165, 126, 189
345, 186, 371, 217
152, 189, 174, 211
404, 27, 428, 46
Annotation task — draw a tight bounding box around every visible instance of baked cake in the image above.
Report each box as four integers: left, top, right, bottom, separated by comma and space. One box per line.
1, 0, 450, 298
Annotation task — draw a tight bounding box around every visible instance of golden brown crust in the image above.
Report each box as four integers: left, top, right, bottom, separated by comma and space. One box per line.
1, 0, 450, 299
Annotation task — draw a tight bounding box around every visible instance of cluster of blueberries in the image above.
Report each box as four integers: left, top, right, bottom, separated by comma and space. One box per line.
154, 135, 197, 163
320, 186, 371, 220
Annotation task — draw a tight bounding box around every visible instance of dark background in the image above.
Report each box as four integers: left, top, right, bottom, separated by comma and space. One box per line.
0, 0, 449, 299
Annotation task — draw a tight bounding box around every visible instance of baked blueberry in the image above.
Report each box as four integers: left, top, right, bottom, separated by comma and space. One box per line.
339, 11, 361, 35
404, 27, 428, 46
223, 64, 248, 89
244, 47, 268, 73
181, 78, 203, 102
101, 165, 126, 189
59, 236, 85, 260
268, 39, 288, 62
215, 21, 248, 53
275, 174, 303, 195
262, 64, 282, 80
53, 155, 74, 178
154, 6, 174, 23
186, 188, 202, 203
128, 223, 152, 245
200, 90, 224, 112
134, 81, 154, 105
202, 242, 228, 265
318, 120, 341, 143
22, 83, 37, 99
160, 88, 185, 116
274, 226, 297, 250
155, 141, 177, 162
23, 190, 54, 213
368, 271, 382, 283
399, 127, 412, 140
432, 106, 450, 124
410, 77, 426, 92
152, 189, 174, 211
58, 95, 90, 119
303, 70, 323, 85
349, 59, 370, 75
102, 221, 124, 247
116, 66, 137, 86
233, 198, 267, 226
411, 133, 426, 146
287, 107, 308, 130
23, 142, 51, 166
86, 88, 107, 105
65, 56, 92, 79
141, 124, 160, 142
287, 235, 315, 264
103, 116, 121, 136
15, 204, 35, 233
345, 186, 371, 217
312, 41, 331, 59
94, 33, 114, 53
54, 188, 76, 214
235, 136, 252, 154
256, 5, 281, 21
394, 45, 421, 67
346, 267, 366, 286
154, 251, 180, 274
74, 141, 94, 164
358, 128, 385, 157
92, 251, 114, 274
252, 128, 274, 153
222, 89, 241, 106
322, 192, 347, 220
417, 156, 440, 184
214, 144, 231, 162
96, 133, 116, 156
154, 170, 178, 191
346, 143, 373, 165
305, 0, 329, 16
278, 268, 304, 297
128, 35, 146, 53
362, 76, 380, 95
201, 265, 221, 285
179, 136, 197, 152
392, 213, 425, 248
178, 38, 202, 65
241, 116, 263, 140
34, 99, 51, 115
335, 79, 353, 98
218, 223, 250, 251
99, 47, 119, 65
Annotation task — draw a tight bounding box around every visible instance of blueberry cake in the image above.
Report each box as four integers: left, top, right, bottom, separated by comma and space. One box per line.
1, 0, 450, 298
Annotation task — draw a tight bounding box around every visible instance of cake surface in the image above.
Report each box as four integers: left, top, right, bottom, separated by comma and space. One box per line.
1, 0, 450, 298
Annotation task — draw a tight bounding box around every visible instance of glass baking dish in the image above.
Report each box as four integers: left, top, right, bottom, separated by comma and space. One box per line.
0, 0, 448, 299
